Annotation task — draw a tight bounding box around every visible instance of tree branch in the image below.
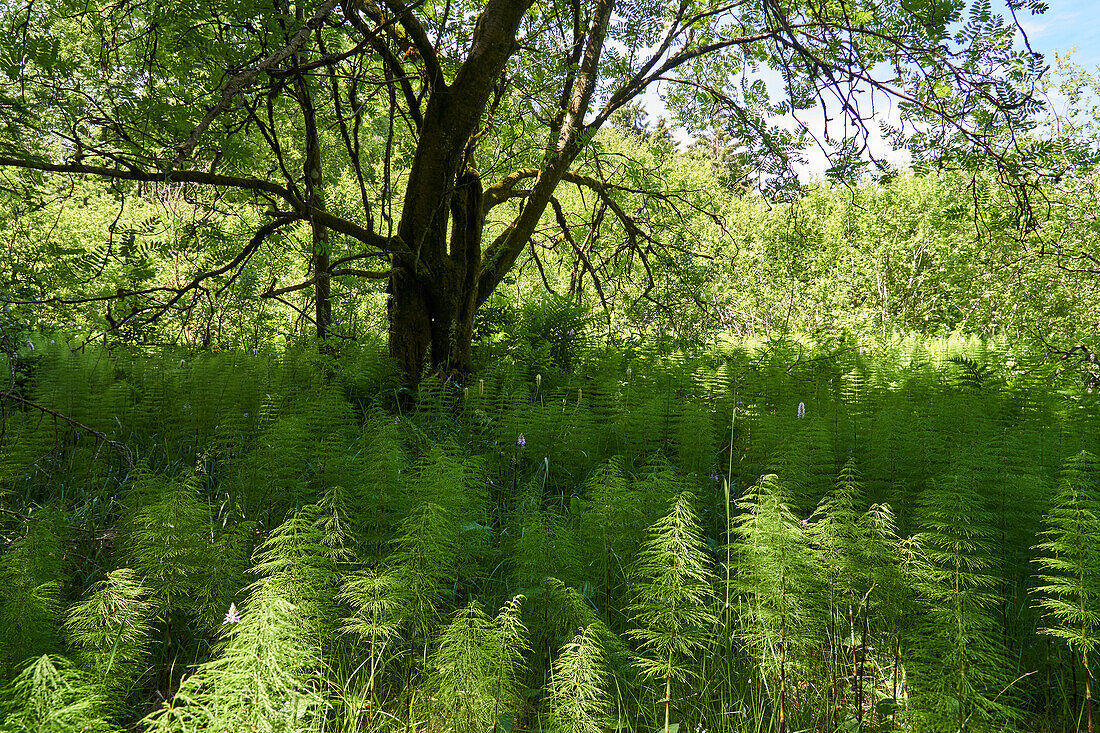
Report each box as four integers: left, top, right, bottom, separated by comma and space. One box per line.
550, 196, 610, 320
343, 0, 425, 128
0, 156, 291, 198
330, 267, 391, 278
591, 29, 783, 130
0, 391, 135, 468
0, 157, 403, 253
141, 217, 298, 327
554, 0, 614, 153
377, 0, 445, 87
483, 167, 540, 212
172, 0, 339, 167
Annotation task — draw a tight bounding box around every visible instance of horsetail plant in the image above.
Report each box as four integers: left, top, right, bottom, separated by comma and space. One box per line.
734, 473, 820, 733
340, 569, 406, 729
0, 655, 115, 733
1034, 450, 1100, 733
63, 568, 156, 699
425, 595, 528, 733
141, 505, 338, 733
627, 490, 718, 733
549, 623, 611, 733
911, 467, 1014, 731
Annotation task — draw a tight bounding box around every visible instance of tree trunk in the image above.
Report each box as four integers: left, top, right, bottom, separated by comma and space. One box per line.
388, 171, 482, 384
378, 0, 609, 386
294, 15, 331, 341
377, 1, 533, 386
388, 261, 433, 382
387, 273, 478, 383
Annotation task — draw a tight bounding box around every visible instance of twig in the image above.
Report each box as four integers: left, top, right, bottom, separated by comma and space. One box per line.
0, 391, 135, 468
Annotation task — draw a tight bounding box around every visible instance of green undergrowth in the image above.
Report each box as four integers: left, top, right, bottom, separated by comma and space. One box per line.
1, 336, 1098, 732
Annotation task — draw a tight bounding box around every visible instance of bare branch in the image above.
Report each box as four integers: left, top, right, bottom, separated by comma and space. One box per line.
550, 195, 610, 322
0, 391, 135, 468
142, 218, 298, 327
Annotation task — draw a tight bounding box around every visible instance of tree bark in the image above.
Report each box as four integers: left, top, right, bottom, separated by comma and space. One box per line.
388, 261, 433, 381
385, 0, 530, 384
388, 171, 483, 381
384, 0, 616, 386
295, 10, 331, 340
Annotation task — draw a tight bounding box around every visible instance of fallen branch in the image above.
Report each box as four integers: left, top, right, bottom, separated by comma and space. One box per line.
0, 391, 135, 468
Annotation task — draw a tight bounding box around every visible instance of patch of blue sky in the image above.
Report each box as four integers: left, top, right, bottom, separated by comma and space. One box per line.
1010, 0, 1100, 71
640, 0, 1098, 181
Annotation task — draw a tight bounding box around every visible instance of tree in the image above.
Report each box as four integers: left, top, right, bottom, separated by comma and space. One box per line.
0, 0, 1044, 383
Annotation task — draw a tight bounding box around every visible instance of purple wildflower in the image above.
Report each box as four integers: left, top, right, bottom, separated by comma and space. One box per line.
710, 472, 721, 483
223, 602, 242, 625
517, 434, 526, 447
797, 402, 806, 419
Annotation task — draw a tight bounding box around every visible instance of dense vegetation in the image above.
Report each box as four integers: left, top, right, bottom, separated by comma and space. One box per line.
3, 0, 1100, 731
0, 0, 1048, 382
1, 335, 1098, 732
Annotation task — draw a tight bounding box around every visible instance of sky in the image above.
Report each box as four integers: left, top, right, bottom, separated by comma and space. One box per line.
648, 0, 1100, 181
1013, 0, 1100, 71
796, 0, 1100, 179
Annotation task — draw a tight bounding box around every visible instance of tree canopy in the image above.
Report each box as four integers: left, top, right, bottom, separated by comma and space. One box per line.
0, 0, 1047, 382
